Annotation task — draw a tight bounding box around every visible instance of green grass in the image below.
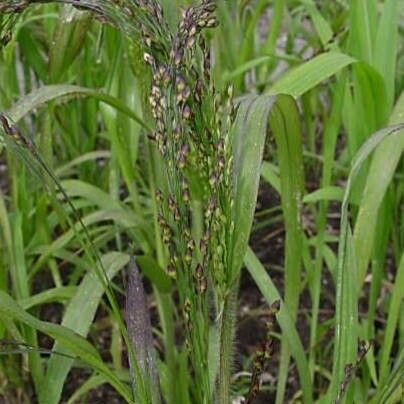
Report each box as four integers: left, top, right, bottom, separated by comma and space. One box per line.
0, 1, 403, 403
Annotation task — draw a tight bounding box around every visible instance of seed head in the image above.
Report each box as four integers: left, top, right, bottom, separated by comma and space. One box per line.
181, 178, 190, 202
186, 37, 196, 50
200, 241, 208, 256
149, 95, 157, 108
166, 263, 176, 278
152, 2, 164, 23
162, 226, 172, 244
157, 139, 166, 155
200, 230, 210, 254
151, 84, 159, 94
270, 300, 281, 313
168, 195, 180, 221
202, 1, 216, 13
171, 125, 180, 141
158, 214, 167, 228
158, 93, 167, 108
156, 119, 165, 132
187, 239, 195, 251
184, 298, 191, 314
143, 52, 155, 66
209, 170, 220, 187
183, 86, 192, 101
176, 75, 186, 92
173, 49, 184, 66
177, 85, 191, 104
142, 32, 152, 47
168, 194, 175, 210
185, 337, 191, 352
203, 59, 211, 82
155, 131, 163, 143
206, 17, 218, 28
155, 189, 163, 202
205, 198, 216, 219
179, 226, 189, 238
197, 277, 207, 294
185, 248, 193, 263
185, 237, 195, 262
189, 24, 197, 37
192, 81, 202, 104
182, 105, 191, 120
218, 156, 225, 170
177, 143, 190, 169
216, 138, 225, 154
195, 263, 204, 279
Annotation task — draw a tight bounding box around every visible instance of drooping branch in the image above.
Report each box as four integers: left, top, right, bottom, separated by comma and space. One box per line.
0, 0, 172, 55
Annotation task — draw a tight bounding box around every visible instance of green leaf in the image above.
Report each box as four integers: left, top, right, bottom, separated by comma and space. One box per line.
303, 186, 344, 204
329, 215, 358, 403
268, 95, 305, 317
61, 179, 124, 211
231, 94, 276, 280
300, 0, 333, 46
353, 93, 404, 284
378, 253, 404, 383
231, 94, 304, 283
223, 56, 271, 83
19, 287, 77, 310
342, 62, 389, 158
38, 252, 130, 404
329, 124, 404, 402
5, 84, 149, 130
55, 151, 111, 177
261, 161, 280, 194
66, 374, 107, 404
348, 0, 377, 64
374, 0, 399, 111
48, 7, 91, 83
371, 346, 404, 404
268, 52, 356, 97
31, 209, 144, 277
0, 289, 133, 403
245, 247, 313, 403
231, 93, 308, 402
136, 255, 171, 293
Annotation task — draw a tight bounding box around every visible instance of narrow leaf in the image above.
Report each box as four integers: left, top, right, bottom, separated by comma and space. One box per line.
353, 93, 404, 284
39, 252, 130, 404
5, 84, 149, 130
0, 290, 133, 403
245, 248, 313, 403
269, 52, 355, 97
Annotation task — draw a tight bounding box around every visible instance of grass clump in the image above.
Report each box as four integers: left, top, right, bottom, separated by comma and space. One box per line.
0, 1, 403, 404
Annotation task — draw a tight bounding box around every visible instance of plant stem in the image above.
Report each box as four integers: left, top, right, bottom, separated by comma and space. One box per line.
217, 280, 239, 404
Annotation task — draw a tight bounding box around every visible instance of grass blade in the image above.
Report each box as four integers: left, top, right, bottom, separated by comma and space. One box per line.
371, 346, 404, 404
378, 253, 404, 383
0, 290, 133, 403
268, 52, 355, 97
232, 93, 308, 401
245, 247, 313, 403
231, 94, 276, 280
5, 84, 149, 130
38, 252, 130, 404
374, 0, 399, 111
300, 0, 333, 46
353, 92, 404, 284
329, 124, 404, 402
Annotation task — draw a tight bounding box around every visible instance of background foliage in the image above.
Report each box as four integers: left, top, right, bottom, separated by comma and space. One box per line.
0, 1, 403, 403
